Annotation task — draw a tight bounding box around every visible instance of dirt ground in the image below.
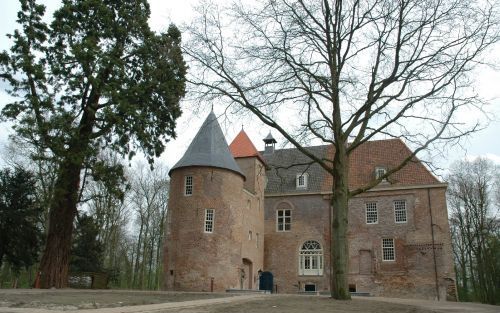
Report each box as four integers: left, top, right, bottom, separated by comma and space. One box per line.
0, 290, 498, 313
168, 295, 431, 313
0, 289, 231, 310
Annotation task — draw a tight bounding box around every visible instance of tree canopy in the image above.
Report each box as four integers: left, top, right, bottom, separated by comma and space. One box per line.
0, 0, 186, 287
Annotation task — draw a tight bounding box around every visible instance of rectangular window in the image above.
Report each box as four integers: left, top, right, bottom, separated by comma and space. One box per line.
276, 209, 291, 231
256, 233, 259, 248
184, 176, 193, 196
204, 209, 214, 233
375, 167, 387, 180
296, 174, 308, 189
382, 238, 395, 261
365, 202, 378, 224
394, 200, 407, 223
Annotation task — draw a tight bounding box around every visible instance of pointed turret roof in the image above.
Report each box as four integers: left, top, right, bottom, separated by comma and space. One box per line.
263, 132, 277, 143
229, 130, 265, 164
169, 111, 245, 178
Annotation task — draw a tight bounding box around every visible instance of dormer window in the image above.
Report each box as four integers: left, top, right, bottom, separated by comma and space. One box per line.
375, 167, 387, 181
296, 173, 308, 189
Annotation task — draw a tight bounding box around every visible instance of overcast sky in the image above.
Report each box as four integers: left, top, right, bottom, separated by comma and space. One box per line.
1, 0, 499, 175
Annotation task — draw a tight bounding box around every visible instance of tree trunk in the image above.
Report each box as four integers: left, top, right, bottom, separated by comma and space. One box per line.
330, 143, 351, 300
133, 221, 144, 288
38, 156, 84, 288
37, 101, 96, 288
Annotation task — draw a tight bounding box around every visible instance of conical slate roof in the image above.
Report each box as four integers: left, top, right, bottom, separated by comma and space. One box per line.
169, 111, 245, 179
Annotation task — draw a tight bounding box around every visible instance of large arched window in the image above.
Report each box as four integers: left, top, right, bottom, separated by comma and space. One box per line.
299, 240, 323, 276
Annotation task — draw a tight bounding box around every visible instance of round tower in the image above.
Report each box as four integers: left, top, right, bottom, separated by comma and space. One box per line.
164, 111, 248, 292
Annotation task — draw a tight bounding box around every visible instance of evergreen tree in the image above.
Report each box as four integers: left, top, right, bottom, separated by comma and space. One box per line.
0, 167, 43, 274
70, 213, 104, 273
0, 0, 186, 287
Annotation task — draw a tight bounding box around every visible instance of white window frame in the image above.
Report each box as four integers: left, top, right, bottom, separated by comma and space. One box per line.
276, 209, 291, 232
365, 202, 378, 224
299, 240, 323, 276
375, 167, 387, 180
296, 173, 308, 189
204, 209, 214, 233
394, 200, 407, 223
382, 238, 395, 261
184, 175, 193, 196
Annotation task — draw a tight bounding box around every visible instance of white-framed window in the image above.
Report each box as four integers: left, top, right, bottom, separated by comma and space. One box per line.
204, 209, 214, 233
296, 173, 308, 189
276, 209, 291, 231
365, 202, 378, 224
382, 238, 395, 261
184, 175, 193, 196
299, 240, 323, 276
394, 200, 407, 223
375, 167, 387, 180
248, 230, 252, 240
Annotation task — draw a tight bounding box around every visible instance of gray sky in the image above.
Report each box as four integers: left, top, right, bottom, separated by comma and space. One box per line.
1, 0, 499, 175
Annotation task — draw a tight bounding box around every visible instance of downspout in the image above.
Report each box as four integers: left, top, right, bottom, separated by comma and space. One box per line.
427, 188, 440, 300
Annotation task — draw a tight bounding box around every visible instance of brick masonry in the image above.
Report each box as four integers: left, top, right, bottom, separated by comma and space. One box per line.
164, 159, 265, 292
164, 133, 456, 300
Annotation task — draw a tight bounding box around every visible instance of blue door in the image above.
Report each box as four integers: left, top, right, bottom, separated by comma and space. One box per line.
259, 271, 273, 292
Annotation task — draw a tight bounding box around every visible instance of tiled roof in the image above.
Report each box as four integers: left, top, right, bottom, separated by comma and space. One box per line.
262, 145, 330, 194
346, 138, 439, 190
169, 111, 245, 178
264, 139, 440, 194
229, 130, 266, 164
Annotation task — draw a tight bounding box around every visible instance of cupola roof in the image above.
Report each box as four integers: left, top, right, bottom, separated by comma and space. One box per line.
169, 111, 245, 179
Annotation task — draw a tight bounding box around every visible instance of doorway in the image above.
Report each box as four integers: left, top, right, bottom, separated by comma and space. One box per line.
242, 258, 253, 289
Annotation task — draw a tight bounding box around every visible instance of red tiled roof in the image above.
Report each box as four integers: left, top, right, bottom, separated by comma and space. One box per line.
321, 139, 440, 192
229, 130, 266, 164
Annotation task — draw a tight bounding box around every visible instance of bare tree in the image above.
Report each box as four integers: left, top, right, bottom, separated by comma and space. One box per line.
128, 162, 169, 290
448, 158, 500, 304
185, 0, 499, 299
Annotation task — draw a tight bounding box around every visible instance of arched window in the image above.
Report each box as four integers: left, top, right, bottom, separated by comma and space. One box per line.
299, 240, 323, 276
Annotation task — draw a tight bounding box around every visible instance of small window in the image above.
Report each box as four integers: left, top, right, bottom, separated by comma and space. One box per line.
304, 284, 316, 292
204, 209, 214, 233
276, 209, 291, 231
349, 284, 357, 292
296, 173, 308, 189
365, 202, 378, 224
256, 233, 259, 248
248, 230, 252, 240
184, 175, 193, 196
394, 200, 407, 223
382, 238, 395, 261
375, 167, 387, 180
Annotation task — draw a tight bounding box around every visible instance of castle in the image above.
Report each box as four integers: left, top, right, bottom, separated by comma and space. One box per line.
163, 111, 457, 300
